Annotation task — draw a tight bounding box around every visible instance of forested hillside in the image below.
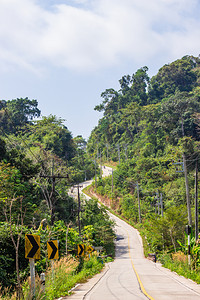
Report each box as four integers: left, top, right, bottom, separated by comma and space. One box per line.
87, 55, 200, 277
2, 54, 200, 298
0, 98, 115, 299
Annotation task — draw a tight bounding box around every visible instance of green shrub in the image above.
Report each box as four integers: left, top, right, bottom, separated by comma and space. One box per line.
159, 252, 200, 284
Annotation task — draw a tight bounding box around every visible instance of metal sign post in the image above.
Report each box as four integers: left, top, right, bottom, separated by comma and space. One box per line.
30, 259, 36, 297
25, 234, 40, 297
40, 272, 45, 292
51, 260, 55, 280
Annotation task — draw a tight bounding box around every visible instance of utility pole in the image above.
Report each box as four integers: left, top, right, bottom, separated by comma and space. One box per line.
106, 144, 109, 161
185, 225, 192, 266
124, 144, 128, 161
173, 157, 192, 225
117, 144, 120, 165
40, 173, 69, 225
136, 182, 141, 223
183, 153, 192, 226
127, 181, 141, 223
40, 160, 69, 225
51, 159, 55, 225
156, 191, 160, 215
94, 157, 97, 188
77, 184, 81, 236
100, 150, 102, 178
111, 168, 114, 193
154, 194, 158, 215
154, 191, 163, 216
160, 193, 164, 217
73, 184, 83, 236
195, 159, 199, 241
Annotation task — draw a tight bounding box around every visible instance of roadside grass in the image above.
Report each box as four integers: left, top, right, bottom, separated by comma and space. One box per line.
85, 185, 200, 285
0, 255, 104, 300
159, 252, 200, 284
43, 255, 103, 300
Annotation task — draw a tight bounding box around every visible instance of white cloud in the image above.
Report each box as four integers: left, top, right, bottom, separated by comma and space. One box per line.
0, 0, 200, 73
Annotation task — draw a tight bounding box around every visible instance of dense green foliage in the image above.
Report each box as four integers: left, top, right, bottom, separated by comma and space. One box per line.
0, 98, 114, 298
88, 55, 200, 273
88, 55, 200, 157
2, 54, 200, 295
81, 198, 115, 257
0, 98, 41, 134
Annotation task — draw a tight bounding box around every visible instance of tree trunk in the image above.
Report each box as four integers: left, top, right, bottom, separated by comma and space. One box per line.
66, 224, 70, 256
16, 248, 22, 299
170, 229, 176, 253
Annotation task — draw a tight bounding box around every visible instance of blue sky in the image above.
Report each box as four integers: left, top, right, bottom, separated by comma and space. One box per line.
1, 0, 200, 139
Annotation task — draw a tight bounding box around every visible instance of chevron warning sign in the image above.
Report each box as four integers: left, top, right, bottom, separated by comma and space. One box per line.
77, 244, 84, 256
47, 240, 59, 260
86, 245, 94, 253
25, 234, 40, 259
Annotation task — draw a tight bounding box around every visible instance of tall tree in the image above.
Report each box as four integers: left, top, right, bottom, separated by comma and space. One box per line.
158, 91, 200, 143
0, 98, 41, 134
27, 115, 75, 160
148, 56, 199, 103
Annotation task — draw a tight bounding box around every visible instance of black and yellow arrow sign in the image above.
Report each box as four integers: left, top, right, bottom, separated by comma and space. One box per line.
78, 244, 84, 256
25, 234, 40, 259
86, 245, 94, 254
47, 240, 59, 260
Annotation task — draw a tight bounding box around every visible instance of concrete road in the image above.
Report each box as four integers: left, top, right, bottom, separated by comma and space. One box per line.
68, 180, 93, 201
63, 212, 200, 300
84, 214, 148, 300
99, 214, 200, 300
63, 166, 200, 300
101, 165, 113, 177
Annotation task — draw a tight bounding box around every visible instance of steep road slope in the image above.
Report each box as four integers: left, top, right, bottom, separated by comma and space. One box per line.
64, 166, 200, 300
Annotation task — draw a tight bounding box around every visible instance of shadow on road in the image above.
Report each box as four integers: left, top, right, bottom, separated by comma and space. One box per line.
115, 234, 129, 259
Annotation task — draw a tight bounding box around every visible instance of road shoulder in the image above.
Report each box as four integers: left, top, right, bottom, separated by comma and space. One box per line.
59, 263, 111, 300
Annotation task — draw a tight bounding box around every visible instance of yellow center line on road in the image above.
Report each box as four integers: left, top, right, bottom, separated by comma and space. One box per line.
126, 228, 155, 300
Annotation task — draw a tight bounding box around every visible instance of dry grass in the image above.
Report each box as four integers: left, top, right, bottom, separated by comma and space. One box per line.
172, 251, 187, 264
46, 256, 78, 275
0, 256, 79, 300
